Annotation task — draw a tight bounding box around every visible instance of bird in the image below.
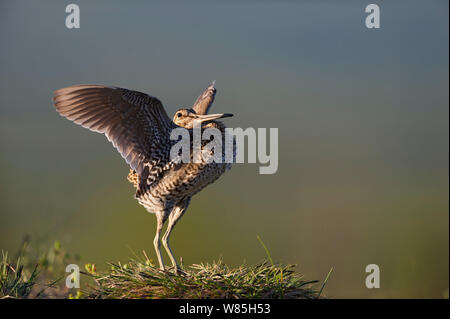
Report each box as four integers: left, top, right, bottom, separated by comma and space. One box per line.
52, 81, 234, 273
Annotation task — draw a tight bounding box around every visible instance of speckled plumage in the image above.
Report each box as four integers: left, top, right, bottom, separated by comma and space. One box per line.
53, 82, 233, 272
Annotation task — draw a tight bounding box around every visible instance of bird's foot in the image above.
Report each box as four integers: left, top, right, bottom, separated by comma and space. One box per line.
171, 266, 186, 276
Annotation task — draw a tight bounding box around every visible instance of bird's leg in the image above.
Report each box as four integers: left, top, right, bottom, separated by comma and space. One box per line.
162, 214, 181, 272
162, 197, 191, 274
153, 212, 167, 271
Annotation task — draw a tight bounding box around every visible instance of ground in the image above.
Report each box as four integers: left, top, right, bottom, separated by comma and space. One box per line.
0, 239, 329, 299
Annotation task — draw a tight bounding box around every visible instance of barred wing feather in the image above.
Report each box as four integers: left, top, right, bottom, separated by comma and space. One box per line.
53, 85, 175, 176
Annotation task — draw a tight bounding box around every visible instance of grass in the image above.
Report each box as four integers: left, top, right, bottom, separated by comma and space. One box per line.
1, 237, 329, 299
0, 251, 39, 298
86, 256, 321, 299
0, 237, 78, 299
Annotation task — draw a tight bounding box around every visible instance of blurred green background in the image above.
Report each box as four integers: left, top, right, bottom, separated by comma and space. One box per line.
0, 1, 448, 298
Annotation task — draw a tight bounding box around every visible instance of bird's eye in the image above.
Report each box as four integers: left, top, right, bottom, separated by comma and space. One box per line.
177, 113, 182, 118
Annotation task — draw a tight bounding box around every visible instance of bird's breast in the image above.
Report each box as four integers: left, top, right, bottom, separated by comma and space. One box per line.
134, 122, 234, 213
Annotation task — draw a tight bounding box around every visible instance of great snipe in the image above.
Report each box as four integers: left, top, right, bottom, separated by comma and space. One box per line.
53, 82, 233, 272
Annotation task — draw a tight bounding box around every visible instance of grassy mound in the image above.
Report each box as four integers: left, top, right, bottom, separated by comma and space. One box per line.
86, 255, 322, 299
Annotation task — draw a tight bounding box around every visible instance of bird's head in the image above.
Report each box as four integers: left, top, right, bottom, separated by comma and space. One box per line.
173, 108, 233, 129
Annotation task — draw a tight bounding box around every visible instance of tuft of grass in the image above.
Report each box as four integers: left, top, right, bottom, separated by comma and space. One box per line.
0, 237, 81, 298
86, 253, 321, 299
0, 251, 39, 298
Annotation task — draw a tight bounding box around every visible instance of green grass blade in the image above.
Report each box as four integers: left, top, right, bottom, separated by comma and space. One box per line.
317, 267, 333, 298
256, 235, 273, 266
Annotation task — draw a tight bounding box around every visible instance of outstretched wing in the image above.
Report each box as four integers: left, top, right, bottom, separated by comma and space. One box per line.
53, 85, 175, 176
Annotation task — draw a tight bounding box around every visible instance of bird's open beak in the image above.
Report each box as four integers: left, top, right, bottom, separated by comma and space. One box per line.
192, 81, 217, 115
194, 113, 233, 122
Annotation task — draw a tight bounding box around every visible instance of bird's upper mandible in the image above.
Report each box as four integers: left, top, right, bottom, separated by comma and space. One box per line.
192, 81, 216, 115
